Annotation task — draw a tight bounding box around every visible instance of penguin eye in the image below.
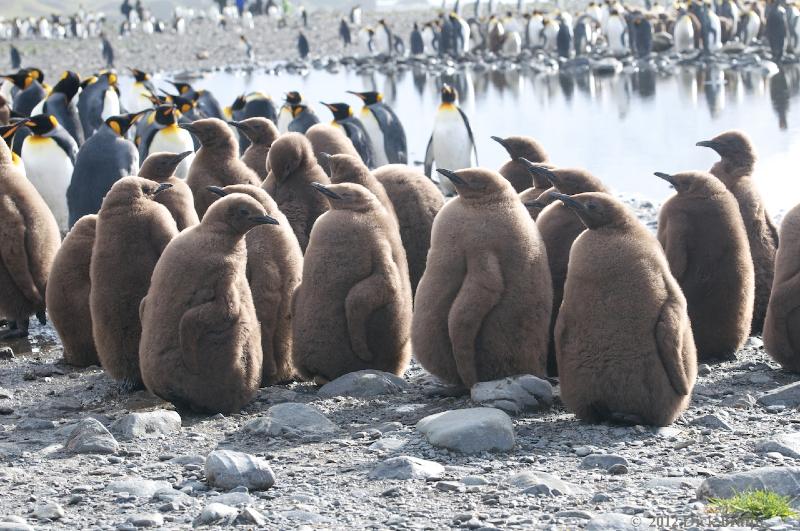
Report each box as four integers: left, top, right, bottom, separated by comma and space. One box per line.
239, 208, 249, 216
587, 203, 597, 211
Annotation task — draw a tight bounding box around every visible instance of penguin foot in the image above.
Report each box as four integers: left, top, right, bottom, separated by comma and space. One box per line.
608, 412, 646, 426
36, 311, 47, 326
119, 377, 145, 392
313, 375, 330, 386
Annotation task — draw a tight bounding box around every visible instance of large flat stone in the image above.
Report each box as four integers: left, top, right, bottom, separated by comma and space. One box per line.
758, 382, 800, 408
506, 470, 580, 497
111, 410, 181, 440
243, 403, 337, 439
416, 408, 514, 454
318, 370, 408, 398
205, 450, 275, 491
697, 466, 800, 504
470, 375, 553, 414
369, 456, 444, 480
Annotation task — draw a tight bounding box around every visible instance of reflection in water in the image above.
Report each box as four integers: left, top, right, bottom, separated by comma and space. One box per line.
132, 62, 800, 211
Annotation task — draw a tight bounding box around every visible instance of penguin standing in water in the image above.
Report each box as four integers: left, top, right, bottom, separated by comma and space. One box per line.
141, 105, 195, 178
631, 14, 653, 58
127, 68, 156, 113
298, 32, 310, 59
606, 10, 629, 55
36, 71, 84, 146
739, 7, 761, 44
766, 1, 788, 63
424, 84, 477, 196
556, 17, 573, 57
167, 80, 224, 120
78, 71, 121, 138
5, 69, 46, 117
348, 90, 407, 165
410, 22, 424, 55
20, 114, 78, 231
68, 113, 141, 227
674, 9, 696, 52
340, 18, 352, 47
321, 102, 375, 169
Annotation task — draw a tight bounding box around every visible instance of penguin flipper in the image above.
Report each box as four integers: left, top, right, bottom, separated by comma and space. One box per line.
658, 215, 688, 281
456, 107, 479, 166
0, 196, 43, 306
179, 288, 238, 375
448, 252, 504, 388
345, 267, 395, 363
655, 289, 692, 396
424, 135, 434, 177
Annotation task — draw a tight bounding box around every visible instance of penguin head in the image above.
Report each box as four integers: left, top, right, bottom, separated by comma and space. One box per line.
440, 84, 458, 104
654, 170, 726, 197
211, 184, 277, 215
153, 105, 178, 126
231, 95, 247, 112
104, 176, 173, 209
179, 118, 235, 149
27, 68, 44, 84
550, 191, 633, 230
436, 168, 511, 200
99, 70, 119, 87
267, 133, 315, 181
492, 136, 547, 162
321, 102, 353, 121
291, 104, 311, 118
696, 130, 756, 172
167, 92, 199, 115
203, 192, 279, 234
227, 117, 279, 146
167, 80, 193, 95
129, 68, 151, 83
321, 153, 370, 185
347, 90, 382, 105
310, 182, 377, 212
23, 114, 59, 136
105, 112, 143, 137
0, 123, 23, 164
51, 71, 81, 102
285, 91, 303, 104
139, 151, 193, 182
520, 160, 606, 195
3, 69, 34, 90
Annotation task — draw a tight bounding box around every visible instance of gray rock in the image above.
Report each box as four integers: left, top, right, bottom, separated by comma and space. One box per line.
0, 523, 33, 531
127, 513, 164, 528
106, 478, 173, 498
758, 433, 800, 459
691, 413, 733, 431
0, 388, 11, 399
646, 477, 703, 490
32, 503, 64, 520
152, 488, 192, 504
506, 471, 580, 496
586, 513, 639, 530
16, 418, 55, 431
205, 449, 275, 491
581, 454, 628, 471
369, 437, 406, 452
462, 475, 489, 486
556, 510, 593, 519
470, 375, 553, 414
759, 382, 800, 408
369, 456, 445, 480
64, 418, 119, 454
697, 466, 800, 502
435, 480, 463, 492
318, 370, 408, 397
111, 410, 181, 440
416, 408, 514, 454
193, 503, 238, 527
243, 403, 337, 439
235, 507, 267, 526
169, 454, 206, 466
0, 347, 13, 359
208, 492, 252, 506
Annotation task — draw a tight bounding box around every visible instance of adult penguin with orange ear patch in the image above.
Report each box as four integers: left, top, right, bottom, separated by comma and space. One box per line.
139, 151, 199, 231
412, 167, 552, 389
67, 112, 141, 227
320, 102, 374, 169
492, 135, 549, 193
228, 117, 279, 181
183, 118, 261, 218
348, 90, 407, 165
77, 71, 121, 138
139, 193, 274, 413
140, 105, 195, 179
554, 192, 696, 427
292, 182, 412, 384
5, 68, 46, 117
90, 177, 178, 390
207, 185, 302, 385
696, 131, 777, 335
38, 71, 84, 145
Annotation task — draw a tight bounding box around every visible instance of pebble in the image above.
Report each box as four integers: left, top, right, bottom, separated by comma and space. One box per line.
369, 437, 407, 452
581, 454, 629, 471
111, 410, 182, 440
318, 370, 408, 397
106, 478, 173, 498
126, 513, 164, 528
243, 403, 337, 439
506, 471, 580, 496
205, 449, 276, 491
370, 455, 444, 480
64, 418, 119, 454
435, 481, 463, 492
32, 503, 64, 521
462, 475, 489, 486
416, 408, 514, 454
192, 503, 238, 527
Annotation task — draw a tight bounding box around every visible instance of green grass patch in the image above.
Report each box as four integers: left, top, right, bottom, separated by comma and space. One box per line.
709, 489, 797, 520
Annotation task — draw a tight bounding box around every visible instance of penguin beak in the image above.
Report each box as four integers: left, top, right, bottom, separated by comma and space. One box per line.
550, 192, 583, 211
249, 214, 280, 225
311, 182, 342, 200
317, 151, 332, 165
654, 172, 676, 187
178, 122, 197, 134
519, 158, 558, 186
206, 186, 227, 197
524, 200, 546, 209
227, 120, 245, 130
490, 135, 509, 151
346, 90, 366, 100
153, 183, 173, 196
436, 168, 466, 185
695, 140, 722, 153
175, 150, 193, 162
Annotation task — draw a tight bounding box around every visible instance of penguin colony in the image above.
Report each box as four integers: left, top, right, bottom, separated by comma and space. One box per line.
0, 61, 792, 429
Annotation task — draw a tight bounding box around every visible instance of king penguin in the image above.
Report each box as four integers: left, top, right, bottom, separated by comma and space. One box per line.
277, 91, 303, 133
321, 102, 375, 169
78, 71, 121, 138
424, 84, 477, 196
140, 105, 195, 178
20, 114, 78, 231
230, 92, 278, 154
4, 68, 46, 117
37, 71, 84, 146
348, 90, 407, 165
167, 80, 224, 120
127, 68, 156, 113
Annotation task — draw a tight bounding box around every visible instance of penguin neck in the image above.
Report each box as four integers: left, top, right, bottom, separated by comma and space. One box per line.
197, 137, 237, 158
439, 102, 458, 111
710, 157, 753, 183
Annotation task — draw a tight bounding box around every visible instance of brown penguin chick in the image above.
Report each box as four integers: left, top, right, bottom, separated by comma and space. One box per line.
140, 193, 273, 413
373, 164, 444, 295
656, 171, 754, 361
522, 162, 608, 376
292, 182, 412, 384
0, 137, 60, 339
765, 204, 800, 371
46, 215, 98, 366
229, 117, 279, 181
304, 123, 360, 176
491, 135, 549, 193
697, 131, 777, 334
262, 132, 330, 252
139, 151, 200, 231
412, 168, 552, 388
183, 118, 261, 219
518, 187, 553, 220
90, 177, 178, 389
207, 184, 302, 385
554, 192, 697, 427
0, 95, 9, 125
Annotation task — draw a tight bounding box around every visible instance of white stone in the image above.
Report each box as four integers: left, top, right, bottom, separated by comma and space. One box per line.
106, 478, 173, 498
64, 418, 119, 454
127, 513, 164, 528
757, 433, 800, 459
506, 470, 580, 496
470, 375, 553, 414
205, 449, 276, 491
318, 370, 408, 397
193, 503, 238, 527
243, 403, 337, 439
32, 503, 64, 521
112, 410, 181, 440
369, 456, 445, 480
416, 408, 514, 454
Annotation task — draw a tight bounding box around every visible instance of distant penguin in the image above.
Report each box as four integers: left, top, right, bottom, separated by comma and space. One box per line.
6, 69, 46, 117
286, 103, 319, 134
697, 131, 777, 334
374, 20, 394, 54
555, 192, 696, 426
39, 71, 84, 145
138, 151, 199, 231
488, 15, 506, 52
263, 133, 330, 251
412, 168, 552, 388
527, 11, 545, 47
20, 114, 78, 231
10, 46, 21, 70
167, 80, 225, 120
424, 85, 478, 196
298, 32, 310, 59
230, 92, 278, 154
765, 203, 800, 372
320, 102, 374, 169
541, 17, 560, 51
101, 33, 114, 67
141, 105, 196, 178
739, 8, 761, 44
277, 91, 303, 133
411, 22, 425, 54
207, 184, 302, 385
127, 68, 156, 113
304, 123, 361, 176
348, 90, 407, 165
606, 10, 629, 55
77, 71, 120, 138
140, 193, 273, 413
373, 164, 444, 295
229, 117, 279, 180
631, 14, 653, 57
90, 177, 178, 389
67, 113, 141, 227
183, 118, 261, 218
492, 135, 549, 193
292, 182, 412, 384
340, 18, 352, 46
674, 11, 696, 52
656, 171, 754, 360
0, 134, 60, 339
46, 215, 99, 366
766, 2, 788, 62
350, 5, 362, 25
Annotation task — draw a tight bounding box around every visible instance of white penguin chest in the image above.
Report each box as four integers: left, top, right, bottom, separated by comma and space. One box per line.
432, 107, 473, 170
21, 136, 72, 228
277, 106, 293, 133
150, 126, 195, 178
360, 109, 387, 166
101, 88, 121, 121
